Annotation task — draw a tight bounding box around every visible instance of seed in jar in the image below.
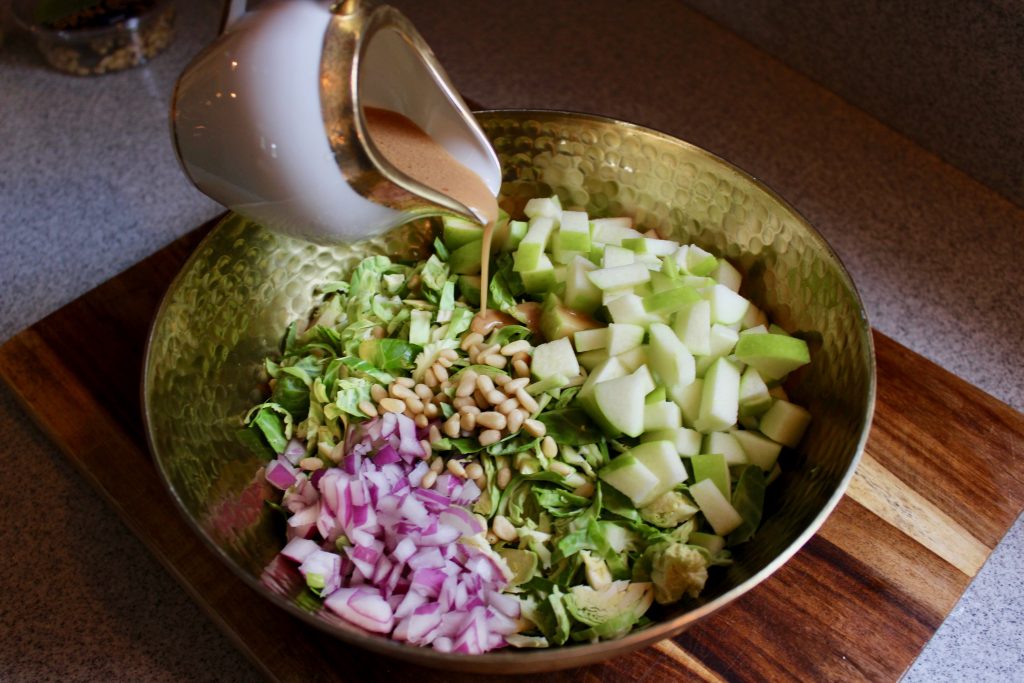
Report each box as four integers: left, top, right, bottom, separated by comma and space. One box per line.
465, 462, 484, 480
506, 408, 525, 433
500, 340, 531, 356
541, 436, 557, 459
378, 397, 406, 413
523, 418, 546, 437
357, 400, 378, 418
497, 398, 519, 415
476, 411, 507, 430
478, 429, 502, 446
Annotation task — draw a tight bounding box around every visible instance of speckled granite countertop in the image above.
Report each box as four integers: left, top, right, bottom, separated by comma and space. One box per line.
1, 1, 1021, 680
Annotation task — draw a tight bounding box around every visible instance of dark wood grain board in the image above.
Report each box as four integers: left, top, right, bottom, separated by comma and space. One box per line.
2, 216, 1023, 682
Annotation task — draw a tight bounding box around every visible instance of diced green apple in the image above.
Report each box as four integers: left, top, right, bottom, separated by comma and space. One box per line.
556, 210, 591, 252
711, 258, 742, 292
648, 322, 696, 389
734, 333, 811, 381
703, 431, 748, 465
670, 378, 704, 427
759, 399, 812, 447
587, 263, 651, 291
739, 324, 768, 336
621, 237, 678, 256
531, 337, 579, 381
598, 453, 659, 508
564, 256, 602, 315
641, 426, 702, 456
449, 239, 483, 275
631, 364, 656, 395
738, 366, 772, 416
578, 357, 628, 401
615, 344, 648, 372
696, 357, 741, 433
705, 284, 750, 325
539, 294, 602, 342
524, 195, 562, 221
730, 429, 783, 471
688, 531, 725, 555
631, 440, 688, 506
513, 217, 557, 272
606, 293, 654, 325
689, 478, 743, 536
586, 372, 648, 437
574, 327, 609, 353
550, 242, 585, 265
591, 218, 641, 246
643, 401, 682, 431
442, 216, 483, 250
578, 348, 610, 371
707, 323, 740, 357
519, 253, 557, 294
649, 270, 679, 293
685, 245, 719, 276
606, 323, 645, 356
740, 301, 769, 329
602, 245, 635, 268
691, 453, 730, 498
673, 300, 711, 355
642, 285, 702, 315
504, 220, 528, 252
646, 385, 667, 404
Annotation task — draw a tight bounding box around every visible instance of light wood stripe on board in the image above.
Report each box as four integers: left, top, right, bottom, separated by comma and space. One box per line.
846, 452, 991, 577
653, 639, 724, 682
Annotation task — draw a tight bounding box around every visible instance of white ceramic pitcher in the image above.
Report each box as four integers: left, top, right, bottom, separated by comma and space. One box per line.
171, 0, 501, 244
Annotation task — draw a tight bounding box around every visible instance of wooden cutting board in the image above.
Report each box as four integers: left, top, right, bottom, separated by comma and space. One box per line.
2, 216, 1022, 682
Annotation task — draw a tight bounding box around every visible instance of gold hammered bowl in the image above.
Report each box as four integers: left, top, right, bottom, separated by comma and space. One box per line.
144, 110, 875, 672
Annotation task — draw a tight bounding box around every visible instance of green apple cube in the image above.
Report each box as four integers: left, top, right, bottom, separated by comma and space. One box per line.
551, 242, 585, 265
450, 239, 484, 275
645, 385, 667, 404
635, 254, 664, 271
644, 401, 682, 431
539, 294, 602, 342
648, 322, 696, 389
519, 254, 557, 294
741, 301, 769, 329
673, 300, 712, 355
606, 323, 645, 356
649, 270, 679, 293
707, 323, 740, 357
553, 265, 568, 283
574, 327, 609, 353
631, 440, 688, 506
681, 275, 716, 289
578, 357, 628, 401
711, 259, 742, 292
602, 288, 632, 307
526, 374, 569, 396
734, 333, 810, 381
606, 293, 654, 325
705, 284, 750, 325
504, 220, 528, 252
591, 218, 641, 246
739, 324, 769, 336
587, 263, 651, 291
691, 453, 730, 498
615, 344, 648, 372
513, 217, 557, 272
759, 399, 812, 447
696, 357, 741, 433
738, 366, 772, 416
564, 255, 602, 315
602, 244, 635, 268
641, 426, 702, 456
621, 237, 678, 257
703, 431, 748, 465
642, 285, 702, 315
524, 195, 562, 221
588, 373, 648, 437
598, 454, 659, 507
442, 216, 484, 250
685, 245, 719, 276
688, 531, 726, 555
730, 429, 783, 471
670, 377, 704, 427
531, 337, 579, 381
578, 348, 610, 371
689, 478, 743, 536
556, 210, 591, 252
631, 364, 657, 395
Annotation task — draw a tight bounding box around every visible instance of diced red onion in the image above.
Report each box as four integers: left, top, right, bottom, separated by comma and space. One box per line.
281, 439, 307, 465
265, 459, 298, 490
280, 537, 319, 564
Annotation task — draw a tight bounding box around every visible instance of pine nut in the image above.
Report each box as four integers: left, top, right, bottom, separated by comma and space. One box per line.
465, 462, 484, 480
424, 367, 438, 388
497, 398, 520, 415
516, 388, 540, 414
421, 470, 438, 489
474, 388, 491, 408
493, 373, 511, 386
299, 457, 323, 471
370, 384, 387, 402
497, 466, 512, 489
396, 377, 416, 388
358, 401, 378, 418
414, 383, 433, 400
549, 460, 573, 477
506, 408, 525, 433
452, 396, 474, 409
573, 481, 595, 498
476, 374, 495, 394
504, 377, 529, 393
461, 332, 484, 351
329, 442, 345, 462
436, 355, 453, 368
456, 374, 477, 398
478, 343, 500, 358
483, 354, 507, 368
389, 383, 412, 400
541, 436, 557, 459
428, 425, 442, 444
477, 411, 507, 430
420, 439, 432, 459
447, 459, 467, 478
440, 348, 459, 361
513, 359, 530, 378
424, 403, 439, 418
485, 531, 499, 545
429, 456, 444, 472
460, 412, 477, 431
444, 414, 461, 438
523, 418, 546, 438
492, 514, 518, 541
406, 396, 425, 414
511, 351, 530, 363
478, 429, 502, 446
433, 363, 449, 383
372, 325, 386, 338
414, 413, 429, 428
501, 340, 531, 356
458, 405, 481, 416
379, 397, 406, 413
486, 389, 506, 405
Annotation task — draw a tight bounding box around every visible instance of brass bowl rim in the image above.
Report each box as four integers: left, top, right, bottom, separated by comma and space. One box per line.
144, 108, 876, 672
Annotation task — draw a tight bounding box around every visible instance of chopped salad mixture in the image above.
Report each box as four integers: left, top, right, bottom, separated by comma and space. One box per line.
247, 196, 813, 652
